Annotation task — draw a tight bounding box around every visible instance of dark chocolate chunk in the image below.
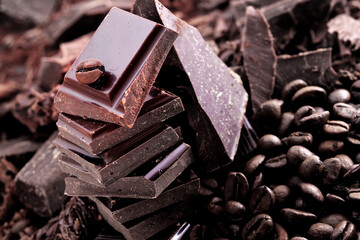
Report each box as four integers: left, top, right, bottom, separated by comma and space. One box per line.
133, 0, 248, 171
242, 6, 276, 114
14, 132, 67, 217
55, 124, 182, 186
54, 7, 178, 127
57, 87, 184, 155
63, 143, 194, 198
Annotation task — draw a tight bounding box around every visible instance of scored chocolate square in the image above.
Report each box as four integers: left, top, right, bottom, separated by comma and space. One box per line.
57, 87, 184, 155
54, 7, 178, 127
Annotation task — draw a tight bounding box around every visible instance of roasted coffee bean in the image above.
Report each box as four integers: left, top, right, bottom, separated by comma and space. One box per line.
322, 158, 341, 186
348, 188, 360, 201
318, 140, 344, 154
297, 111, 330, 129
244, 154, 266, 176
320, 214, 348, 228
227, 224, 241, 238
252, 172, 264, 191
335, 154, 354, 174
257, 134, 282, 152
292, 86, 327, 108
351, 109, 360, 131
274, 223, 288, 240
343, 164, 360, 182
293, 106, 316, 126
323, 120, 349, 135
347, 131, 360, 146
225, 201, 246, 220
328, 89, 351, 105
333, 103, 356, 122
299, 183, 324, 203
298, 155, 323, 180
273, 185, 291, 206
351, 80, 360, 103
75, 59, 105, 85
294, 197, 307, 209
282, 132, 313, 147
242, 214, 273, 240
224, 172, 249, 202
278, 112, 295, 137
207, 197, 225, 216
264, 154, 287, 170
287, 145, 314, 166
330, 221, 356, 240
189, 224, 209, 240
287, 176, 303, 187
307, 222, 334, 240
201, 178, 218, 190
249, 185, 275, 214
281, 208, 317, 225
326, 193, 346, 206
290, 237, 308, 240
255, 99, 283, 122
282, 79, 308, 103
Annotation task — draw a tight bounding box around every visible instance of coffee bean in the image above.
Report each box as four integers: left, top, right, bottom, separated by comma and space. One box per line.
252, 172, 264, 191
75, 59, 105, 85
307, 222, 334, 240
274, 223, 288, 240
225, 201, 246, 221
343, 164, 360, 182
282, 79, 308, 102
278, 112, 295, 137
297, 111, 330, 129
318, 140, 344, 154
281, 208, 317, 225
253, 99, 283, 124
351, 109, 360, 131
328, 89, 351, 105
242, 214, 273, 240
323, 120, 349, 135
322, 158, 341, 186
224, 172, 249, 202
294, 197, 307, 209
320, 214, 348, 228
290, 237, 308, 240
333, 103, 356, 122
292, 86, 327, 108
207, 197, 225, 216
336, 154, 354, 174
189, 224, 209, 240
287, 145, 314, 166
244, 154, 266, 176
273, 185, 291, 206
350, 80, 360, 103
226, 224, 241, 238
347, 131, 360, 146
298, 155, 323, 180
264, 154, 287, 170
257, 134, 282, 152
299, 183, 324, 203
249, 185, 275, 214
356, 153, 360, 163
330, 221, 356, 240
348, 188, 360, 201
287, 176, 303, 188
293, 106, 316, 126
282, 132, 313, 148
326, 193, 346, 206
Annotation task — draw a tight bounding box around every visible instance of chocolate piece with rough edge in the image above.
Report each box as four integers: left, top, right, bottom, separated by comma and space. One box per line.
90, 177, 199, 223
57, 87, 184, 155
242, 6, 276, 114
54, 7, 178, 127
132, 0, 248, 172
64, 143, 194, 198
55, 124, 182, 186
276, 48, 337, 94
14, 132, 67, 217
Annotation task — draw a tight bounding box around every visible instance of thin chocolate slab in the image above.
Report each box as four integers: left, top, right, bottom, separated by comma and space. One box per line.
14, 132, 67, 217
55, 124, 182, 186
91, 177, 199, 223
242, 6, 276, 114
133, 0, 248, 172
64, 143, 194, 198
57, 87, 184, 155
54, 7, 178, 127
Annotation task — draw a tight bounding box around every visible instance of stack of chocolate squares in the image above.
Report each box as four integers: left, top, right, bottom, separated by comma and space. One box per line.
53, 7, 200, 240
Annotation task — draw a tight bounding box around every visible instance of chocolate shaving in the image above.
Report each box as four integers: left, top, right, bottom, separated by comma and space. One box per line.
328, 14, 360, 51
242, 6, 276, 114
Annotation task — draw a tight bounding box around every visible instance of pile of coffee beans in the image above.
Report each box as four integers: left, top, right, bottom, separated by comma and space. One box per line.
190, 77, 360, 240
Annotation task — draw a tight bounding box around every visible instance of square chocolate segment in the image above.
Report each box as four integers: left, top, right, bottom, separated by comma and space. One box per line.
54, 7, 178, 127
54, 124, 182, 186
57, 87, 184, 154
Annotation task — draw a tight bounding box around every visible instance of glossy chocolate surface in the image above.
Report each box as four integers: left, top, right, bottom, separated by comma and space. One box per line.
54, 7, 178, 127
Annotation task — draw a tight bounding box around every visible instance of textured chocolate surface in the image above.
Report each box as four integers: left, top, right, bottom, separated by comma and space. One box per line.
57, 87, 184, 154
64, 143, 194, 198
54, 7, 178, 127
55, 124, 182, 186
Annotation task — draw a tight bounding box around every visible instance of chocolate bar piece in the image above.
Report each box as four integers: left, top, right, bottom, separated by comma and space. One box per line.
54, 7, 178, 127
55, 124, 182, 186
57, 87, 184, 155
14, 132, 67, 217
133, 1, 248, 172
64, 143, 194, 198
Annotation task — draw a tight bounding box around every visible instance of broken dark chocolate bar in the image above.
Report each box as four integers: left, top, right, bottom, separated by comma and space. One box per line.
55, 124, 182, 186
14, 132, 67, 217
57, 87, 184, 155
63, 143, 194, 198
54, 7, 178, 127
133, 1, 248, 172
